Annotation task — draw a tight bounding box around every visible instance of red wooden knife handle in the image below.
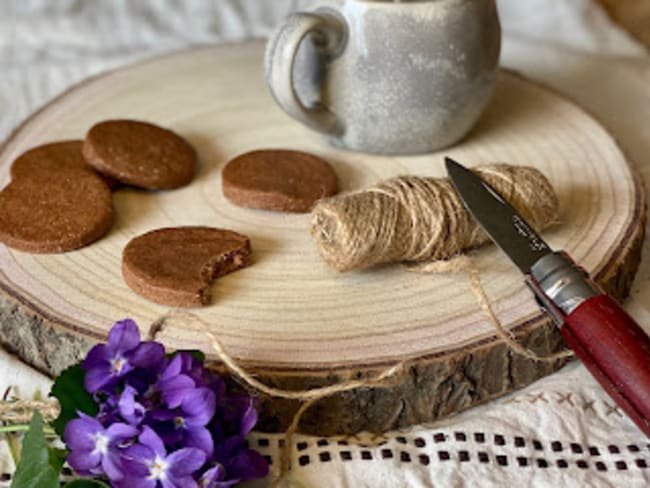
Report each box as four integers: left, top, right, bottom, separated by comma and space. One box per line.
562, 294, 650, 438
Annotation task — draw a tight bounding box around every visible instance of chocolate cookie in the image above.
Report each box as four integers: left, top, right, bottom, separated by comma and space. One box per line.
222, 150, 338, 213
11, 140, 119, 190
0, 168, 113, 253
83, 120, 197, 190
122, 227, 252, 307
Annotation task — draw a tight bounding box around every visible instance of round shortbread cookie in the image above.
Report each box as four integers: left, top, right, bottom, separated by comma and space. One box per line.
11, 140, 119, 190
0, 168, 113, 253
122, 226, 252, 307
83, 120, 196, 190
222, 150, 338, 213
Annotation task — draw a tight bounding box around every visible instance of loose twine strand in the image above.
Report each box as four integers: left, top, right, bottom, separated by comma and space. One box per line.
151, 311, 406, 488
413, 255, 574, 363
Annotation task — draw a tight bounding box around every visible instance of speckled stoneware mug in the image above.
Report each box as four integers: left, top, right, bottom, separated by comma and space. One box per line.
265, 0, 501, 155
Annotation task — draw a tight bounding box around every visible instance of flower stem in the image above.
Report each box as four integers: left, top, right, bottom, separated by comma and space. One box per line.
0, 424, 56, 435
3, 431, 20, 466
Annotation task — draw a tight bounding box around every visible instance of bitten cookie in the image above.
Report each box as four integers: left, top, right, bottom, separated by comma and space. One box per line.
122, 227, 252, 307
83, 120, 197, 189
222, 149, 338, 213
0, 168, 113, 253
11, 140, 119, 190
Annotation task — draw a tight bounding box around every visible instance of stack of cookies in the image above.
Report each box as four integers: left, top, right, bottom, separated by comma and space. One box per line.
0, 120, 197, 253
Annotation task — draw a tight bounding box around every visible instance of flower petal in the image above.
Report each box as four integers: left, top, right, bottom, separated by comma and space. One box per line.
106, 422, 139, 442
200, 464, 225, 483
227, 449, 269, 481
113, 477, 156, 488
64, 416, 103, 451
130, 342, 165, 370
239, 401, 258, 436
84, 365, 112, 393
161, 354, 183, 381
213, 435, 242, 463
149, 408, 177, 422
118, 385, 146, 426
67, 449, 101, 473
200, 464, 240, 488
167, 447, 206, 476
208, 376, 226, 398
159, 375, 196, 408
138, 426, 166, 457
160, 426, 184, 446
167, 476, 198, 488
102, 451, 125, 481
82, 344, 110, 370
121, 444, 154, 477
182, 388, 216, 426
214, 480, 240, 488
108, 319, 141, 354
182, 427, 214, 458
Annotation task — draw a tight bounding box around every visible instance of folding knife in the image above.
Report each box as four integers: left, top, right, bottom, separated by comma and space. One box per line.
446, 157, 650, 438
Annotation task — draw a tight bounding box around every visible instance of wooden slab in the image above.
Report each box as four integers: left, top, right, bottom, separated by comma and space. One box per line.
598, 0, 650, 49
0, 42, 645, 435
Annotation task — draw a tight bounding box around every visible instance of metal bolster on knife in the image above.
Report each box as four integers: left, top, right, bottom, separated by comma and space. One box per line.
525, 252, 600, 327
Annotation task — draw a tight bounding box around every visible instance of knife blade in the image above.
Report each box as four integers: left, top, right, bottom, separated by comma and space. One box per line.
446, 157, 650, 439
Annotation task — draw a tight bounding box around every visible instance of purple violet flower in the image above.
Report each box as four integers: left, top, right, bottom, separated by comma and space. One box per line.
118, 426, 206, 488
209, 400, 268, 483
176, 352, 209, 387
118, 384, 146, 426
199, 464, 239, 488
82, 319, 165, 393
238, 400, 259, 438
211, 435, 269, 484
64, 412, 138, 482
151, 386, 217, 457
156, 353, 198, 409
69, 319, 269, 487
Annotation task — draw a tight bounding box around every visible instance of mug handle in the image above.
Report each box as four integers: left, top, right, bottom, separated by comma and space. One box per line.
265, 12, 346, 136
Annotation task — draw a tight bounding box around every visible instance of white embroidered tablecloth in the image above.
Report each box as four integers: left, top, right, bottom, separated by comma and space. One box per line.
1, 1, 649, 487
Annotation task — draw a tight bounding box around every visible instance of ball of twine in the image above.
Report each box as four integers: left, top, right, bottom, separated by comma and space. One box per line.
311, 164, 559, 272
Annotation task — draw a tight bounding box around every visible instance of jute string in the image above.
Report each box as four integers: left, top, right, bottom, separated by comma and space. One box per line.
0, 399, 59, 424
151, 295, 572, 487
413, 255, 574, 363
150, 311, 406, 488
311, 164, 560, 272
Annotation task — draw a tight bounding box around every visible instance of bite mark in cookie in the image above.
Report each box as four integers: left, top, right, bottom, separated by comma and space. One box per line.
122, 226, 252, 307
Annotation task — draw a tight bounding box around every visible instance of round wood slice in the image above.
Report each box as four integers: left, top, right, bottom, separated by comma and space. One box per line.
0, 42, 645, 435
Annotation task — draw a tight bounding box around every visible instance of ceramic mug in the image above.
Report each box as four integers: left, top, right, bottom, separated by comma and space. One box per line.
265, 0, 501, 155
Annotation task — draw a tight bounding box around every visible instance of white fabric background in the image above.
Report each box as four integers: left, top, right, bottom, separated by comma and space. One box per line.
0, 1, 649, 487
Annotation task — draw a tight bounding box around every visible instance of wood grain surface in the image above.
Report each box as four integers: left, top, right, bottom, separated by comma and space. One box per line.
0, 42, 645, 435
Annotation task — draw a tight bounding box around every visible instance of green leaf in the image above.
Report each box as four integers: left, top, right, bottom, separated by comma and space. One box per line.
10, 412, 59, 488
63, 479, 111, 488
49, 363, 99, 438
48, 447, 68, 473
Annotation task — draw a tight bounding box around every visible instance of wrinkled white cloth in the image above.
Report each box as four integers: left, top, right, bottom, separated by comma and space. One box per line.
0, 1, 649, 487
